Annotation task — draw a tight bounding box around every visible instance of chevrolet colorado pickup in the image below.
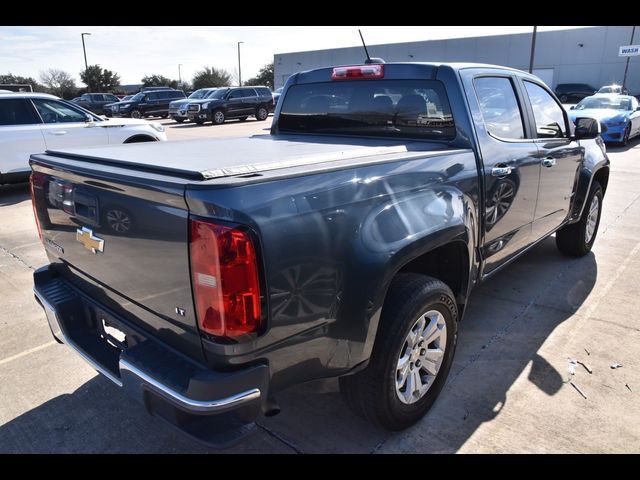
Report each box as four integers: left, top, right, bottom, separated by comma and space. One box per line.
29, 62, 609, 446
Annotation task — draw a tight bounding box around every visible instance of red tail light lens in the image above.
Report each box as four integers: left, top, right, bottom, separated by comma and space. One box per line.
332, 64, 384, 81
189, 218, 262, 338
29, 172, 43, 241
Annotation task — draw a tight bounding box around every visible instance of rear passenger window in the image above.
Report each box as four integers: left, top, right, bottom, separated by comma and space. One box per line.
474, 77, 525, 140
0, 98, 40, 125
523, 81, 567, 138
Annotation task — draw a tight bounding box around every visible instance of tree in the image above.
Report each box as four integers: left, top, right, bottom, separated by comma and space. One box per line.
80, 65, 121, 92
0, 73, 45, 92
192, 66, 232, 90
141, 74, 178, 89
39, 68, 78, 99
245, 62, 274, 89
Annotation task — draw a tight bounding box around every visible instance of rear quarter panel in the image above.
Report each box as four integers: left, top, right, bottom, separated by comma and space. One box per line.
186, 150, 480, 391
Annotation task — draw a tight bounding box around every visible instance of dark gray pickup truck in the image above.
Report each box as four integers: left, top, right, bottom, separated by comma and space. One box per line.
29, 62, 609, 446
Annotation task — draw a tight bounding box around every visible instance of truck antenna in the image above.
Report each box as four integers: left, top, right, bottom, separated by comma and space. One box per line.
358, 29, 385, 65
358, 29, 372, 63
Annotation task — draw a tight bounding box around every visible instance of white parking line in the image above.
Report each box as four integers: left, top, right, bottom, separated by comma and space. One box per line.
0, 340, 57, 366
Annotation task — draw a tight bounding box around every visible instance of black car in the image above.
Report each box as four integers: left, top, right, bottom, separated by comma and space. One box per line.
187, 86, 274, 125
554, 83, 597, 103
110, 89, 186, 119
73, 93, 121, 116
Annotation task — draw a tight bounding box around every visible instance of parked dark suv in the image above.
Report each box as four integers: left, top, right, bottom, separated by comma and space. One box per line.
187, 86, 273, 125
73, 93, 121, 116
110, 89, 186, 119
554, 83, 597, 103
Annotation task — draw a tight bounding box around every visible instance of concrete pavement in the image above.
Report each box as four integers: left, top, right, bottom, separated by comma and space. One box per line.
1, 122, 638, 453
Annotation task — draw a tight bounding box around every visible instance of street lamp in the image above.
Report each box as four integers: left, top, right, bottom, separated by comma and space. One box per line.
81, 32, 91, 71
237, 41, 244, 86
178, 64, 183, 88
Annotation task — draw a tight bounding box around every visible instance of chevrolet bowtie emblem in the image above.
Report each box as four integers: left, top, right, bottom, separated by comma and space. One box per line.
76, 227, 104, 254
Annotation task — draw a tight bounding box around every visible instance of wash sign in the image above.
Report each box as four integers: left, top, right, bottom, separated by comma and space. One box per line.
619, 45, 640, 57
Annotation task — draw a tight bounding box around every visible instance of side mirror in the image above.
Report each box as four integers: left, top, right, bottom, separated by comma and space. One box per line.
574, 117, 601, 140
569, 105, 575, 110
84, 114, 94, 123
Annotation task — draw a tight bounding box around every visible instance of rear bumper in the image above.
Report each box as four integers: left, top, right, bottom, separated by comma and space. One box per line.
33, 264, 269, 447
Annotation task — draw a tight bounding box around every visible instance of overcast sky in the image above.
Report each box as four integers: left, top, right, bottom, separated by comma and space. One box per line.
0, 26, 590, 86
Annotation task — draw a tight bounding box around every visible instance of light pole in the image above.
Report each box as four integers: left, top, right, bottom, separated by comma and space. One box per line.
622, 26, 636, 91
178, 64, 183, 88
81, 32, 91, 71
237, 41, 244, 86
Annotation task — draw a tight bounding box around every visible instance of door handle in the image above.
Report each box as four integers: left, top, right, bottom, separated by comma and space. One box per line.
542, 157, 557, 167
491, 166, 512, 177
49, 130, 67, 136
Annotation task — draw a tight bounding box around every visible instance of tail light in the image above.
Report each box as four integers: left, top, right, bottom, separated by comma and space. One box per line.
332, 64, 384, 81
29, 172, 43, 241
189, 218, 262, 339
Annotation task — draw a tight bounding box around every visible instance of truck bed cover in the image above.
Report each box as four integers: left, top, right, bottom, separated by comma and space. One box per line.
40, 134, 466, 182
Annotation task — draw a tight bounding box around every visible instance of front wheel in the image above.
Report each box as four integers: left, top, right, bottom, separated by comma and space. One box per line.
339, 274, 458, 430
130, 109, 142, 119
255, 106, 269, 121
174, 118, 185, 124
621, 123, 631, 146
212, 109, 225, 125
556, 180, 603, 257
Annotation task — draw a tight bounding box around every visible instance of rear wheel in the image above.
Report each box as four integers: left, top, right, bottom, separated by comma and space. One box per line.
339, 274, 458, 430
130, 109, 142, 119
174, 118, 185, 124
255, 106, 269, 121
160, 114, 168, 119
556, 180, 603, 257
212, 109, 225, 125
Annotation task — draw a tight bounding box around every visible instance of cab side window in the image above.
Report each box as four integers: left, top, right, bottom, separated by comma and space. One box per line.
474, 77, 525, 140
228, 90, 243, 100
523, 81, 567, 139
32, 99, 88, 123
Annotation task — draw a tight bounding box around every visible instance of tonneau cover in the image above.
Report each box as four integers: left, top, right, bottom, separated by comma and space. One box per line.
44, 134, 453, 181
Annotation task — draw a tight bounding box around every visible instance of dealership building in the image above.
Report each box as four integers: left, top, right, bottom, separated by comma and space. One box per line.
274, 26, 639, 94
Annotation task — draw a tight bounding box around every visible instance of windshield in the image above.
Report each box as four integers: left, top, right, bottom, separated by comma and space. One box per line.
188, 89, 208, 99
575, 96, 633, 110
130, 92, 145, 101
278, 79, 455, 140
597, 86, 620, 93
207, 88, 228, 99
204, 89, 219, 98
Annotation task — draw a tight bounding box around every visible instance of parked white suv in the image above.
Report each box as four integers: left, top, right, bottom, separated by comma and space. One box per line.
0, 92, 167, 184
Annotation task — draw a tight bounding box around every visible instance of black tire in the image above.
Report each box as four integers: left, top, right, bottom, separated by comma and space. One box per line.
621, 124, 631, 146
339, 273, 458, 430
130, 109, 142, 119
255, 106, 269, 121
212, 109, 225, 125
559, 94, 568, 103
194, 119, 205, 125
174, 118, 185, 124
238, 116, 248, 122
556, 180, 603, 257
160, 114, 168, 119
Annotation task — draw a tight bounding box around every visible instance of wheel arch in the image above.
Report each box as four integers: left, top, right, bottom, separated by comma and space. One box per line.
123, 134, 158, 144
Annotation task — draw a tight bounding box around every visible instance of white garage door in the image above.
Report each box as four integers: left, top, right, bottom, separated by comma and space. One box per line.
532, 68, 555, 88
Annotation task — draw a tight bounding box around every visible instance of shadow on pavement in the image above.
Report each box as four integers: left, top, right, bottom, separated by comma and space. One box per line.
0, 236, 597, 453
0, 183, 29, 207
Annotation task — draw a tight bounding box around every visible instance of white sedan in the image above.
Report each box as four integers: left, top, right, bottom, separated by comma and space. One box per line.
0, 92, 167, 184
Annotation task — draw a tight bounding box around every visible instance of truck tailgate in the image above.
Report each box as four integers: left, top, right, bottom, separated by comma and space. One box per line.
29, 153, 203, 359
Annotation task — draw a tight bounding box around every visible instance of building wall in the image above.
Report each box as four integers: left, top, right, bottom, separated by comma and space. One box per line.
274, 26, 640, 94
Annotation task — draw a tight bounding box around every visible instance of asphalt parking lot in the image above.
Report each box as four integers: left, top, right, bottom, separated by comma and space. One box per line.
1, 118, 639, 453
